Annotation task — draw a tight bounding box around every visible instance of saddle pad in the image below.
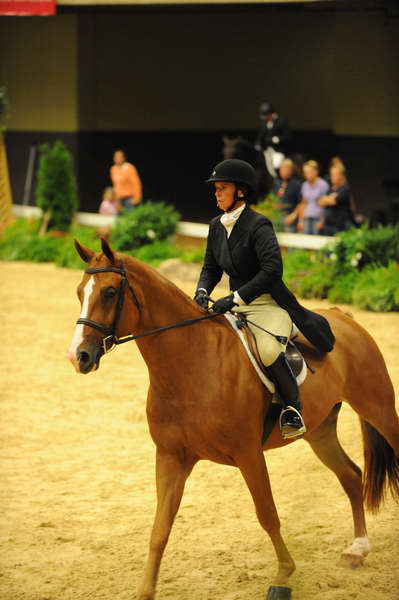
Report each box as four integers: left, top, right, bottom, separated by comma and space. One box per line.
224, 313, 307, 393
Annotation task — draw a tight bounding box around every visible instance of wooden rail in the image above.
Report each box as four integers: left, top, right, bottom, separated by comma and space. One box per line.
11, 204, 337, 250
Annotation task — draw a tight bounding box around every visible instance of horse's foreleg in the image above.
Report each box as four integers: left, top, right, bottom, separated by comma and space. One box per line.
235, 445, 295, 599
137, 447, 195, 600
305, 403, 369, 568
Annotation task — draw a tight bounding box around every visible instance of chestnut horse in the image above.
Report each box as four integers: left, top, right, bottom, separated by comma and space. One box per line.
68, 239, 399, 600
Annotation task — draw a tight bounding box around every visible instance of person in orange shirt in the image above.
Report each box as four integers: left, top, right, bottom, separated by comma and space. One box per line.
110, 149, 142, 211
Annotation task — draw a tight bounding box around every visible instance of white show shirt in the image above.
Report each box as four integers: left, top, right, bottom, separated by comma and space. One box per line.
198, 203, 246, 306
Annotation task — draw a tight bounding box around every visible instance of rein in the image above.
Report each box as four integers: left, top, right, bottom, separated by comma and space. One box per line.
76, 263, 220, 355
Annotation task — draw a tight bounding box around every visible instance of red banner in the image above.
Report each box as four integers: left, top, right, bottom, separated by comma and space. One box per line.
0, 0, 55, 15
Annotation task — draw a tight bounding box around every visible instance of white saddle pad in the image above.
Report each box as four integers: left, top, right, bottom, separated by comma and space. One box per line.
224, 313, 307, 394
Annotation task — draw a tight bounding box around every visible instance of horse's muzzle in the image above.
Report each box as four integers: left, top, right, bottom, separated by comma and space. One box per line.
68, 339, 103, 374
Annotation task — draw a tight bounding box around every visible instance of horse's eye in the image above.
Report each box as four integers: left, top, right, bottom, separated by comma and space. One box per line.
104, 287, 117, 299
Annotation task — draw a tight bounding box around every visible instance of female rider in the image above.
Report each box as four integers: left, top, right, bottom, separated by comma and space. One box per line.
194, 159, 334, 439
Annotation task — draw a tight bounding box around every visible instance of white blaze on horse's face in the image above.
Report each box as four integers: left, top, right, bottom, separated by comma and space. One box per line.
67, 276, 94, 372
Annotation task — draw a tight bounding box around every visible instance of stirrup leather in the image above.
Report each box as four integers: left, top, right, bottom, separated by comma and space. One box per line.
279, 405, 307, 439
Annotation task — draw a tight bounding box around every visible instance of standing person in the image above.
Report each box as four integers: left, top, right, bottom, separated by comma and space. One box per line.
272, 159, 301, 232
255, 102, 291, 179
319, 164, 354, 235
193, 159, 335, 439
110, 149, 142, 211
286, 160, 328, 235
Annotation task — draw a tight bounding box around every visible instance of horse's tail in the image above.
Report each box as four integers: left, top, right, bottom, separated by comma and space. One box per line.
360, 419, 399, 513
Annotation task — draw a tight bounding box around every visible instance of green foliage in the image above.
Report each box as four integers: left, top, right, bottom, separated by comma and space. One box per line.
0, 219, 202, 270
252, 193, 283, 231
323, 224, 399, 271
327, 270, 359, 304
297, 259, 336, 299
0, 219, 98, 266
36, 140, 78, 232
111, 202, 180, 251
125, 242, 204, 267
0, 219, 59, 262
352, 263, 399, 312
128, 241, 181, 266
282, 250, 313, 295
53, 225, 99, 269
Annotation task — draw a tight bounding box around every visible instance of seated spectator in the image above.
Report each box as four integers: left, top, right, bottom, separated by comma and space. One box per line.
99, 187, 120, 215
110, 149, 142, 211
319, 165, 354, 235
286, 160, 328, 235
272, 159, 301, 232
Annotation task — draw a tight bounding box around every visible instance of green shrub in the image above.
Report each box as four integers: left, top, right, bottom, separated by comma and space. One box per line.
352, 262, 399, 312
111, 202, 180, 251
327, 270, 359, 304
129, 241, 181, 266
54, 225, 99, 268
323, 224, 399, 271
296, 259, 336, 299
283, 250, 314, 294
36, 140, 78, 232
252, 193, 283, 231
0, 219, 60, 262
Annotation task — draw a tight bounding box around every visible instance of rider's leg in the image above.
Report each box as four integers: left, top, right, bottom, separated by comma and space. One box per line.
266, 352, 306, 439
235, 296, 305, 438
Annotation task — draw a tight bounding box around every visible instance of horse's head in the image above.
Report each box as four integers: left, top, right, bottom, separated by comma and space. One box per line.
68, 238, 140, 374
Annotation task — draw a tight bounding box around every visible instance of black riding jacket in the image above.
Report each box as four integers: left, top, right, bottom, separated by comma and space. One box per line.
197, 205, 335, 353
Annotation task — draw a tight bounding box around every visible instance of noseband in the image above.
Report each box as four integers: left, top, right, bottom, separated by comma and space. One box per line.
76, 262, 141, 354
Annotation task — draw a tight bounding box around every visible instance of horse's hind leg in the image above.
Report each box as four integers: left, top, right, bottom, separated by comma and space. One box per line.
305, 403, 370, 568
137, 447, 196, 600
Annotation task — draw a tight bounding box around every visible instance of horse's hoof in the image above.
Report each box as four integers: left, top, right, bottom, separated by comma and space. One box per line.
341, 551, 365, 568
267, 586, 292, 600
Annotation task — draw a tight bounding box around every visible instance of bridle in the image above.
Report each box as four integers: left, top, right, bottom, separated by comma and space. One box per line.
76, 262, 141, 354
76, 262, 220, 355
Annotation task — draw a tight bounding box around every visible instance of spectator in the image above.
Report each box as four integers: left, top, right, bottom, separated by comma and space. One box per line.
272, 159, 301, 232
286, 160, 328, 235
110, 149, 142, 211
319, 164, 354, 235
325, 156, 345, 185
99, 187, 120, 215
255, 102, 291, 179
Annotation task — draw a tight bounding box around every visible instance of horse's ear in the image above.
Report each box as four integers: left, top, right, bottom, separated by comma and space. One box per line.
101, 237, 115, 263
74, 239, 94, 263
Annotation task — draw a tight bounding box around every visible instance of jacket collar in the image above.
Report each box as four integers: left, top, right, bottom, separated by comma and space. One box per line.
223, 204, 252, 249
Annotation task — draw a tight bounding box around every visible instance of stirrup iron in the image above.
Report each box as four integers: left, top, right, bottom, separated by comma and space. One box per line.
279, 405, 307, 439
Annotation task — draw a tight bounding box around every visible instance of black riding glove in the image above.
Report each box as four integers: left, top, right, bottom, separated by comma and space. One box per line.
212, 294, 238, 314
194, 289, 209, 310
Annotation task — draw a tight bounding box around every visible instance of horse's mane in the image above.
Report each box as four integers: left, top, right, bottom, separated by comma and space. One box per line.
122, 252, 203, 314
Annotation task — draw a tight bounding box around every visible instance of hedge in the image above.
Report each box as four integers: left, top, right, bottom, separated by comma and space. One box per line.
1, 219, 398, 312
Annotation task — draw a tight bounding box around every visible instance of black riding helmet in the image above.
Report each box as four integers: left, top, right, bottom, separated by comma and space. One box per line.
206, 159, 257, 195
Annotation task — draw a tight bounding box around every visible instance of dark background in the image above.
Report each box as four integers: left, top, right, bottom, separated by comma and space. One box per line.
2, 0, 399, 223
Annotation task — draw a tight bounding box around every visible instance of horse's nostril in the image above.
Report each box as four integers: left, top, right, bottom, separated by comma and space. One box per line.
79, 351, 90, 364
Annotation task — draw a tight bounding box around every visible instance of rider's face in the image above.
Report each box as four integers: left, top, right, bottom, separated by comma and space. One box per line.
214, 182, 237, 212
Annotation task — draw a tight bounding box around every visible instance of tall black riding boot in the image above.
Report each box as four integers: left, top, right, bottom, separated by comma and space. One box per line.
267, 352, 306, 439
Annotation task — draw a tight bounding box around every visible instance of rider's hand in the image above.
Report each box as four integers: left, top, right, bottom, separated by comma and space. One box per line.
212, 294, 238, 314
194, 289, 209, 310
